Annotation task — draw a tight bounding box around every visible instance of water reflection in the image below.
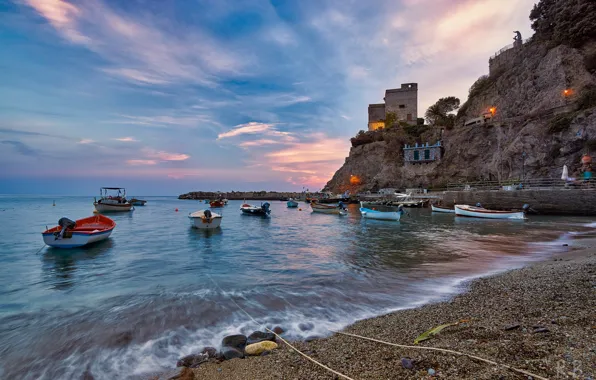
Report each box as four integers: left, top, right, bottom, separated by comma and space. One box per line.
41, 239, 114, 290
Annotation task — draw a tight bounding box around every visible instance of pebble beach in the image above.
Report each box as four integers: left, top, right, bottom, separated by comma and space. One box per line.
160, 247, 596, 380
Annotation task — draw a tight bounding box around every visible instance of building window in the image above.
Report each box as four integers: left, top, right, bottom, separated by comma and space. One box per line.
414, 150, 419, 161
424, 149, 430, 160
399, 104, 406, 109
407, 113, 412, 121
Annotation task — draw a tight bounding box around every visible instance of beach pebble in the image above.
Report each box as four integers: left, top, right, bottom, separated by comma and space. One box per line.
261, 350, 271, 356
245, 341, 278, 356
247, 331, 276, 345
201, 346, 218, 359
400, 357, 415, 370
221, 347, 244, 360
533, 327, 550, 333
428, 368, 436, 376
221, 334, 247, 351
176, 353, 208, 368
503, 323, 521, 331
272, 326, 284, 335
299, 322, 314, 331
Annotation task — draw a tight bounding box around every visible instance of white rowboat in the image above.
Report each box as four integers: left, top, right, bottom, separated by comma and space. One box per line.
189, 210, 222, 229
311, 203, 347, 215
359, 207, 402, 221
431, 204, 455, 213
42, 215, 115, 248
454, 204, 525, 220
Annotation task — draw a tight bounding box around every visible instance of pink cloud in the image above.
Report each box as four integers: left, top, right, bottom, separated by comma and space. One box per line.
127, 159, 157, 166
265, 135, 347, 164
78, 138, 94, 144
142, 149, 190, 161
113, 136, 137, 142
239, 139, 279, 147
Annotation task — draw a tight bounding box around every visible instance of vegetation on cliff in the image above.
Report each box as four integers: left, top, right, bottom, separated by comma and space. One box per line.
529, 0, 596, 47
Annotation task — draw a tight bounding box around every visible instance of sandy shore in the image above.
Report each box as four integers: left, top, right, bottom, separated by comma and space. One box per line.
161, 247, 595, 380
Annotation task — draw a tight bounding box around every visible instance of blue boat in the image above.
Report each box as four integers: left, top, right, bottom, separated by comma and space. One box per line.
287, 198, 298, 208
359, 203, 404, 221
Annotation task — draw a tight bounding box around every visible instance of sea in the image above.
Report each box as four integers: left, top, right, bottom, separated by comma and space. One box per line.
0, 195, 594, 379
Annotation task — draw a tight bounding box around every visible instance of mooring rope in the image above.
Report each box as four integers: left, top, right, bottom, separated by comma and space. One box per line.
330, 330, 549, 380
205, 274, 356, 380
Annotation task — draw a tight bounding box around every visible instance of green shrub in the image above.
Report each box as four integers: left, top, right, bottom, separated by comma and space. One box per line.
468, 75, 493, 98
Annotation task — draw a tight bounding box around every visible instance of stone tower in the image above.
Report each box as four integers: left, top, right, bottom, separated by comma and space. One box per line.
384, 83, 418, 125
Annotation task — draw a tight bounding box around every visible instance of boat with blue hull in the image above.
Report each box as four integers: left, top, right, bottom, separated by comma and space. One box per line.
287, 198, 298, 208
359, 203, 404, 221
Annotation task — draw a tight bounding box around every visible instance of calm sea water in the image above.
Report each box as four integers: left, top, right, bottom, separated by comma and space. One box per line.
0, 195, 594, 379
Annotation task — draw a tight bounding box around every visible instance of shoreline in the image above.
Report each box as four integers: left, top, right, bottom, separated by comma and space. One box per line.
160, 245, 596, 380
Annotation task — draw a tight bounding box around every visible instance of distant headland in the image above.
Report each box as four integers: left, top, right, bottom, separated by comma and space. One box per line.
178, 191, 307, 200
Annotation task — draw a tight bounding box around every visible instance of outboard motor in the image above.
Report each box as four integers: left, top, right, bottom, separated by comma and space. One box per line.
55, 217, 76, 240
262, 202, 271, 214
522, 204, 534, 213
338, 201, 346, 210
203, 209, 212, 221
475, 202, 483, 208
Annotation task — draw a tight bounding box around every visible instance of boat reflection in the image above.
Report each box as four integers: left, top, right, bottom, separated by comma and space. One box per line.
41, 239, 114, 290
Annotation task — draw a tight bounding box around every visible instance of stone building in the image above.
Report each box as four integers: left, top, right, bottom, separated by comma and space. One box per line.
403, 141, 442, 164
368, 83, 418, 131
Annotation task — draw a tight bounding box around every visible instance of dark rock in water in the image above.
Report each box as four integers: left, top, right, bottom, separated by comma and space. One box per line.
260, 350, 271, 356
401, 357, 415, 370
247, 331, 276, 345
157, 368, 183, 380
201, 346, 218, 358
503, 323, 521, 331
304, 335, 322, 342
298, 322, 314, 331
221, 334, 247, 351
533, 327, 550, 333
176, 353, 208, 367
221, 347, 244, 360
272, 326, 284, 335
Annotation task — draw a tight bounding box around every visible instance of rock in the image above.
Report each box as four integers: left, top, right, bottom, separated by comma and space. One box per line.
305, 335, 322, 342
272, 326, 284, 335
221, 334, 247, 351
533, 327, 550, 333
245, 341, 279, 356
247, 331, 276, 345
298, 322, 314, 331
157, 368, 183, 380
428, 368, 436, 376
260, 350, 271, 356
201, 346, 218, 359
176, 353, 208, 367
221, 347, 244, 360
504, 323, 521, 331
401, 357, 415, 370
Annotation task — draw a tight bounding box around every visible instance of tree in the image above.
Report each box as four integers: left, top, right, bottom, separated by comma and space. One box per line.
529, 0, 596, 47
385, 112, 397, 129
425, 96, 460, 128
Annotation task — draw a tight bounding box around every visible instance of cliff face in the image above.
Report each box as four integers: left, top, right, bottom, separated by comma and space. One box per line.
324, 39, 596, 194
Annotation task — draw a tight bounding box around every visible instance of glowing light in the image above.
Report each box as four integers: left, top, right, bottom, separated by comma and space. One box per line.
563, 89, 573, 97
350, 175, 361, 185
489, 107, 496, 114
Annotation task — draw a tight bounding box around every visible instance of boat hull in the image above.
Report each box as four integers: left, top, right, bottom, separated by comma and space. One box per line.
431, 204, 455, 213
241, 208, 269, 215
311, 204, 346, 215
188, 211, 222, 229
454, 205, 525, 219
287, 200, 299, 208
130, 199, 146, 206
42, 215, 116, 248
359, 207, 401, 221
94, 202, 133, 212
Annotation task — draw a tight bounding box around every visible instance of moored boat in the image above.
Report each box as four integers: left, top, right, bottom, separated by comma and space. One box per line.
210, 200, 224, 208
130, 198, 147, 206
431, 204, 455, 213
310, 202, 347, 215
359, 203, 403, 221
42, 215, 116, 248
93, 187, 133, 212
241, 202, 271, 216
454, 204, 527, 220
287, 198, 298, 208
188, 209, 222, 229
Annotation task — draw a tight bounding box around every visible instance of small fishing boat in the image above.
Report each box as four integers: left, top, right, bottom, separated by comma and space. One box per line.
42, 215, 116, 248
311, 202, 347, 215
210, 200, 224, 208
287, 198, 299, 208
431, 204, 455, 213
222, 199, 229, 205
359, 204, 404, 221
93, 187, 133, 212
188, 209, 222, 229
454, 204, 528, 220
204, 200, 209, 204
240, 202, 271, 216
130, 198, 147, 206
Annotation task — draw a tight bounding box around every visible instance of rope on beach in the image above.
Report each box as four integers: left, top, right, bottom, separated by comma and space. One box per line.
330, 330, 549, 380
205, 274, 357, 380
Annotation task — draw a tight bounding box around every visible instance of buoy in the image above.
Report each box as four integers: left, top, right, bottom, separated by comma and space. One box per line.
299, 208, 302, 211
52, 201, 55, 206
93, 209, 99, 214
175, 208, 178, 212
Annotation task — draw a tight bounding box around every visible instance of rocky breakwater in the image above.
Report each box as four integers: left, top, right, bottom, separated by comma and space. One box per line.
156, 328, 282, 379
178, 191, 303, 200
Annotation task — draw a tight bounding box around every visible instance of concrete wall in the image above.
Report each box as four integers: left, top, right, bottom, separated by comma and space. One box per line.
404, 146, 442, 162
442, 189, 596, 215
384, 83, 417, 125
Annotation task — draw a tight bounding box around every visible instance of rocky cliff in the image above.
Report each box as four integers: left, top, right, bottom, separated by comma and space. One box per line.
324, 37, 596, 194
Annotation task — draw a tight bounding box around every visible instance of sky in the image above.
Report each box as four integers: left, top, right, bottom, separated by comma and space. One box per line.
0, 0, 535, 195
